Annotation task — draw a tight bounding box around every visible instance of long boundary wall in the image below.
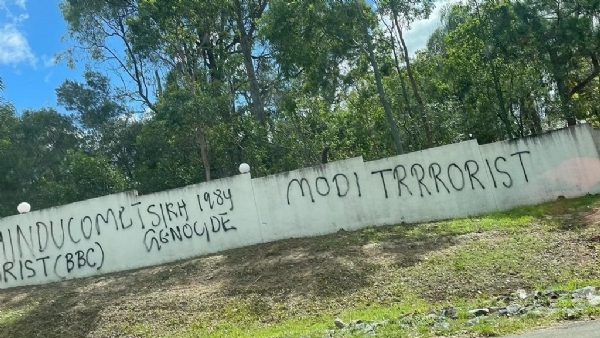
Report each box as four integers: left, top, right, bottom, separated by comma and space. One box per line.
1, 124, 599, 289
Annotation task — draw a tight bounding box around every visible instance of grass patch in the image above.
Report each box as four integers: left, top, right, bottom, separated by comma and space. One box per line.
1, 195, 599, 338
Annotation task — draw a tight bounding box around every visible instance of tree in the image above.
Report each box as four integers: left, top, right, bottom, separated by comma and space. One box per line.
376, 0, 435, 148
0, 103, 19, 217
56, 68, 127, 129
232, 0, 269, 123
37, 151, 127, 206
60, 0, 157, 110
263, 0, 404, 154
513, 0, 600, 126
0, 108, 81, 215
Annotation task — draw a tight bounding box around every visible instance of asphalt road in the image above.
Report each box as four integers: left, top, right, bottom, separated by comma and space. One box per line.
503, 321, 600, 338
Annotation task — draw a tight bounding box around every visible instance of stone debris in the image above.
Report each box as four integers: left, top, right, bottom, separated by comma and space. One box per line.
466, 317, 482, 326
334, 317, 346, 329
506, 304, 521, 315
468, 308, 490, 317
516, 289, 528, 300
588, 295, 600, 306
572, 286, 596, 299
327, 286, 599, 336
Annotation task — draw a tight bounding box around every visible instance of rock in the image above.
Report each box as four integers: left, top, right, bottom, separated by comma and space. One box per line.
516, 289, 528, 300
544, 289, 569, 300
334, 318, 346, 329
519, 305, 534, 314
506, 304, 521, 315
544, 291, 560, 300
466, 317, 482, 326
588, 295, 600, 306
441, 306, 458, 319
323, 329, 335, 337
468, 308, 490, 317
426, 313, 439, 321
434, 321, 450, 330
565, 308, 578, 320
498, 308, 508, 316
572, 286, 596, 299
489, 306, 504, 314
360, 323, 375, 335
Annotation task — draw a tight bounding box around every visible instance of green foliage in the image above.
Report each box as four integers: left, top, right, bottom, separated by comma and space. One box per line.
0, 0, 598, 214
56, 68, 126, 129
37, 151, 128, 205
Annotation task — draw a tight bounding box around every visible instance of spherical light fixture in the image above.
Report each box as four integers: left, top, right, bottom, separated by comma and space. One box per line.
17, 202, 31, 214
239, 163, 251, 174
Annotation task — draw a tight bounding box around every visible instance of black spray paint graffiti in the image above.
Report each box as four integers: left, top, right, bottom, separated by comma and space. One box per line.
0, 242, 104, 283
143, 188, 236, 253
0, 188, 237, 265
372, 151, 531, 198
0, 206, 138, 263
143, 213, 236, 252
287, 172, 362, 205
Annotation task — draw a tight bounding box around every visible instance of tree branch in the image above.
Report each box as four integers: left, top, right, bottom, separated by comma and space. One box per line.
569, 54, 600, 97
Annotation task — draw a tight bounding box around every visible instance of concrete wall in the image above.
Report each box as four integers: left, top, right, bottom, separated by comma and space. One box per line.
253, 157, 370, 242
362, 140, 498, 225
0, 174, 262, 288
1, 124, 599, 289
479, 126, 600, 209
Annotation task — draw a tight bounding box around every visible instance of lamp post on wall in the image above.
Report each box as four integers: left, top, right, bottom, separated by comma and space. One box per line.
17, 202, 31, 214
239, 163, 250, 174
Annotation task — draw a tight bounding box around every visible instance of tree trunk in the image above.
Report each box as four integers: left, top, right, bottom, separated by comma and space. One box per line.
360, 16, 403, 154
525, 96, 543, 134
389, 28, 413, 118
490, 66, 514, 138
470, 2, 514, 138
556, 76, 576, 126
393, 13, 433, 148
548, 49, 576, 126
196, 127, 211, 182
234, 1, 266, 124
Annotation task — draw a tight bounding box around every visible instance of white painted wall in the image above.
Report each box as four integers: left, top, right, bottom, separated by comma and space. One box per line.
252, 157, 370, 242
479, 125, 600, 209
0, 174, 261, 288
1, 125, 599, 289
362, 140, 498, 225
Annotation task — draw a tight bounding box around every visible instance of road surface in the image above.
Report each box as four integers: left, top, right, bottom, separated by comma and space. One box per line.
504, 320, 600, 338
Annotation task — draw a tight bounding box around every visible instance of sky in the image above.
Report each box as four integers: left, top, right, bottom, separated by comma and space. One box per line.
0, 0, 87, 114
0, 0, 457, 115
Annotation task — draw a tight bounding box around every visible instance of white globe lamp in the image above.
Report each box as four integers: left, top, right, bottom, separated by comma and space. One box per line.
239, 163, 251, 174
17, 202, 31, 214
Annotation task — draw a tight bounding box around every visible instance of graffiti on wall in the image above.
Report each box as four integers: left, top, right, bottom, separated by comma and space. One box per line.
0, 187, 239, 285
285, 151, 532, 204
371, 151, 531, 198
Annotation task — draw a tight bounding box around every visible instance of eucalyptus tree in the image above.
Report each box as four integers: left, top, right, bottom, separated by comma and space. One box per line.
512, 0, 600, 126
60, 0, 275, 181
263, 0, 405, 154
375, 0, 435, 148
